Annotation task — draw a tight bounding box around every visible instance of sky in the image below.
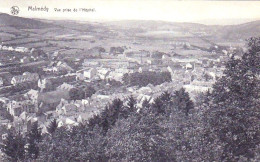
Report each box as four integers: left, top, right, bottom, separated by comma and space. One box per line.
1, 0, 260, 25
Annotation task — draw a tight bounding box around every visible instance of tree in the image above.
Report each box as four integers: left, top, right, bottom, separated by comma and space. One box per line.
1, 130, 26, 161
106, 112, 174, 162
69, 88, 84, 100
26, 122, 42, 159
84, 86, 96, 98
150, 91, 174, 116
152, 96, 164, 114
86, 98, 124, 133
47, 119, 58, 134
205, 37, 260, 160
38, 127, 80, 162
141, 98, 151, 111
99, 98, 124, 133
173, 88, 194, 116
78, 126, 107, 161
122, 73, 130, 85
163, 107, 224, 162
126, 95, 137, 114
122, 71, 172, 87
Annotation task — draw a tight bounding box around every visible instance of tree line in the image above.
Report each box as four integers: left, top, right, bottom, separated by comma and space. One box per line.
123, 71, 172, 87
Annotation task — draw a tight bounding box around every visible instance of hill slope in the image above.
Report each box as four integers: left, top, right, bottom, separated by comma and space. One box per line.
0, 13, 52, 29
219, 20, 260, 40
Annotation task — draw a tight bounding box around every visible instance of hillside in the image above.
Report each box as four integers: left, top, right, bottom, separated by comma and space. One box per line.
219, 20, 260, 40
1, 13, 260, 40
0, 13, 52, 29
1, 13, 260, 52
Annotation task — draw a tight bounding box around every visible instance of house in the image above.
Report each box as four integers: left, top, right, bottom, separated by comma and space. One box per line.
56, 117, 79, 128
114, 68, 129, 74
53, 51, 59, 57
56, 61, 73, 72
96, 94, 110, 100
138, 66, 150, 73
65, 118, 79, 127
38, 78, 53, 92
107, 71, 124, 82
30, 48, 36, 53
20, 57, 30, 63
76, 73, 85, 81
0, 97, 9, 105
185, 63, 194, 70
162, 54, 171, 60
183, 84, 212, 94
81, 99, 89, 105
2, 46, 8, 50
57, 104, 78, 116
12, 116, 28, 132
24, 89, 39, 104
97, 68, 110, 80
162, 54, 173, 65
44, 61, 73, 74
15, 47, 29, 53
43, 66, 58, 73
56, 105, 66, 116
39, 124, 48, 134
146, 59, 162, 65
57, 120, 64, 128
167, 64, 184, 79
11, 73, 39, 85
137, 86, 153, 95
76, 67, 98, 80
84, 68, 98, 79
0, 77, 3, 86
56, 98, 69, 109
8, 46, 14, 51
82, 59, 100, 67
57, 83, 74, 91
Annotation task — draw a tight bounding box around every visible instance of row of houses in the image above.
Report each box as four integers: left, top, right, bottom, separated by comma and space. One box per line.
0, 45, 30, 53
11, 72, 39, 85
77, 66, 132, 82
0, 94, 37, 117
0, 72, 40, 87
1, 82, 74, 118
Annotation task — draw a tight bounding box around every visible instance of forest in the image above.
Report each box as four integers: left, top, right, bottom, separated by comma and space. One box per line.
0, 37, 259, 162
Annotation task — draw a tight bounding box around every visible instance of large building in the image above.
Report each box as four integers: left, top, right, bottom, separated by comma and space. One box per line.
6, 95, 36, 117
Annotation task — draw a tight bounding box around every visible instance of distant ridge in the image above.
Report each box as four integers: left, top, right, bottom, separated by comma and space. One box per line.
220, 20, 260, 40
105, 19, 260, 40
1, 12, 260, 40
0, 13, 52, 29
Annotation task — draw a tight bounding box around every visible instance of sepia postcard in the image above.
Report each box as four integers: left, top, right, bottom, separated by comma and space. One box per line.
0, 0, 259, 161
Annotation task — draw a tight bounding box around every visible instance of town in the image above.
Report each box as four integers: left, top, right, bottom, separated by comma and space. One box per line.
0, 10, 259, 161
0, 34, 239, 135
